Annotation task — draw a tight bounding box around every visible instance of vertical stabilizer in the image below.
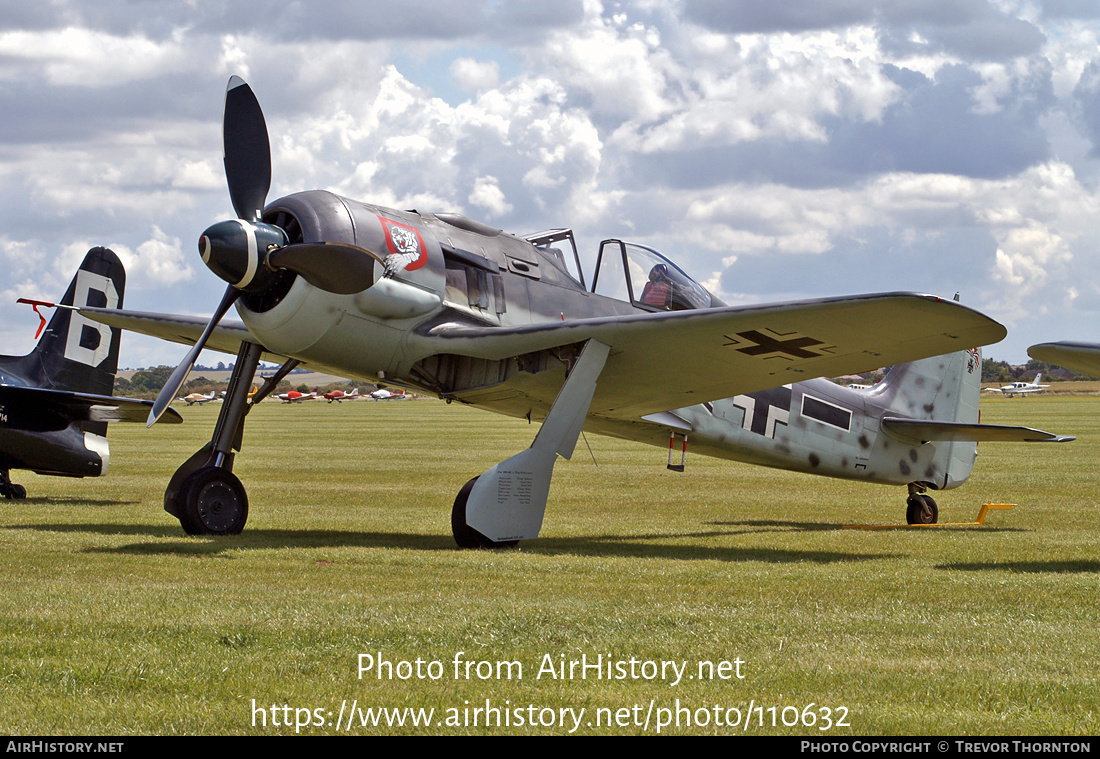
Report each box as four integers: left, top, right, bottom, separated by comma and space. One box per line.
21, 248, 126, 415
877, 346, 983, 489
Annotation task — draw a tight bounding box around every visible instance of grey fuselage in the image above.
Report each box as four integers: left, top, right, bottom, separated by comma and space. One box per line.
235, 191, 978, 493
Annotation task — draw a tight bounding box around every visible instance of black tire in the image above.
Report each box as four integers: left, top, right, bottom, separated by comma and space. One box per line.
1, 483, 25, 499
178, 466, 248, 535
906, 494, 938, 525
451, 476, 517, 549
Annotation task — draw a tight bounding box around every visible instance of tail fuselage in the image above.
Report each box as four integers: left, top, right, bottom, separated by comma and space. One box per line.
0, 247, 125, 478
590, 347, 983, 491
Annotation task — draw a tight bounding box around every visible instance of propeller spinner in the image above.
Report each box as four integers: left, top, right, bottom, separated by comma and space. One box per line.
148, 76, 384, 425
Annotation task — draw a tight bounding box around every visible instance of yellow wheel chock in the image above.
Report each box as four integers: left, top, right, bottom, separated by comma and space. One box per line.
845, 502, 1015, 530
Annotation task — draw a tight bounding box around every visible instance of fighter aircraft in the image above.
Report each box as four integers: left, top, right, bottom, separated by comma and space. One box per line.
75, 77, 1070, 543
178, 391, 219, 405
984, 374, 1049, 397
1028, 342, 1100, 378
0, 248, 182, 499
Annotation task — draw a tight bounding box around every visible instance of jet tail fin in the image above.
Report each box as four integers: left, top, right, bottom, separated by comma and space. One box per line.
25, 247, 126, 398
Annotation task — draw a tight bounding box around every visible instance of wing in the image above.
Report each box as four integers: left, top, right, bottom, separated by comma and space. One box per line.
425, 292, 1006, 417
0, 386, 183, 431
882, 418, 1073, 444
1028, 341, 1100, 377
76, 307, 290, 365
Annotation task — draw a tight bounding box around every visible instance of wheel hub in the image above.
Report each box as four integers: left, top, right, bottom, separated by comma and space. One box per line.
196, 480, 241, 532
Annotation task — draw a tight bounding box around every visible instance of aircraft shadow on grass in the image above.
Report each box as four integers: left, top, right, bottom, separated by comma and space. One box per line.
709, 518, 1023, 534
937, 559, 1100, 574
10, 523, 900, 564
19, 497, 142, 508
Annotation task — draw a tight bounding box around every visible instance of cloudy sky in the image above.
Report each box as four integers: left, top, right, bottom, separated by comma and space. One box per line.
3, 0, 1100, 368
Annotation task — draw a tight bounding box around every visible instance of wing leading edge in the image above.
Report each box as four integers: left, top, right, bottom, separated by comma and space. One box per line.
424, 292, 1007, 417
78, 292, 1007, 421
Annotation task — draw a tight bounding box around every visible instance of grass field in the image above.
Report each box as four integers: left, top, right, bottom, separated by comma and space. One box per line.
1, 396, 1097, 735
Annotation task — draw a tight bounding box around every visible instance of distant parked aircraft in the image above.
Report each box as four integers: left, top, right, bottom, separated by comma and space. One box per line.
277, 389, 317, 403
323, 388, 360, 402
984, 374, 1048, 398
178, 391, 219, 405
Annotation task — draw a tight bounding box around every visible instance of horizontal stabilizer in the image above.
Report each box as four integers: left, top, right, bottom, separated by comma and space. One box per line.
882, 417, 1073, 444
0, 386, 182, 431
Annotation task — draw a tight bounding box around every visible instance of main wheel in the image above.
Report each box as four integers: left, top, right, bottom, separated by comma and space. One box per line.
906, 494, 938, 525
451, 476, 517, 549
178, 466, 248, 535
1, 483, 25, 499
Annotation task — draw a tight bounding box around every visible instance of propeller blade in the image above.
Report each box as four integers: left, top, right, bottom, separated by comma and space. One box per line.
223, 76, 271, 222
147, 285, 241, 426
266, 242, 385, 294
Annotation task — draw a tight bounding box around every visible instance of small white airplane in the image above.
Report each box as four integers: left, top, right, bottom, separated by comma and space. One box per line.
984, 374, 1049, 398
369, 388, 405, 400
72, 77, 1073, 544
178, 391, 219, 405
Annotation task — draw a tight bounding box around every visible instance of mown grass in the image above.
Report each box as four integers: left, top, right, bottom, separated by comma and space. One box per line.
0, 396, 1097, 735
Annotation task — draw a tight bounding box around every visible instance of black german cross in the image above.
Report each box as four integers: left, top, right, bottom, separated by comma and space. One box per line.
729, 330, 824, 359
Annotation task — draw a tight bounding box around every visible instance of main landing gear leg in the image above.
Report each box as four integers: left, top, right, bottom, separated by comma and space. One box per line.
164, 341, 265, 535
452, 339, 611, 549
0, 469, 26, 500
905, 482, 938, 525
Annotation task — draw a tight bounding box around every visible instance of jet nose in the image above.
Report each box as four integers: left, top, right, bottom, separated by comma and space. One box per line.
198, 220, 287, 291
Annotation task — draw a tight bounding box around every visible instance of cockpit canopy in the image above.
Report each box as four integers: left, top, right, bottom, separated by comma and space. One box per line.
592, 240, 724, 311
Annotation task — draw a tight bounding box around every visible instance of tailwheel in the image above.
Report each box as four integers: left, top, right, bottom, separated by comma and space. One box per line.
178, 466, 249, 535
0, 471, 26, 500
906, 494, 938, 525
0, 483, 26, 499
451, 476, 517, 549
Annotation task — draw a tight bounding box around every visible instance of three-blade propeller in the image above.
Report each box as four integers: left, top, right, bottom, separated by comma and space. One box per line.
147, 77, 384, 426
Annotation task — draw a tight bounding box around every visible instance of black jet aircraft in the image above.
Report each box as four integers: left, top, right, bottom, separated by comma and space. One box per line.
75, 78, 1069, 543
0, 247, 181, 499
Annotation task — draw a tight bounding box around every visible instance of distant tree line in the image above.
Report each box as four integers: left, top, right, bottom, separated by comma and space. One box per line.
981, 357, 1095, 383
